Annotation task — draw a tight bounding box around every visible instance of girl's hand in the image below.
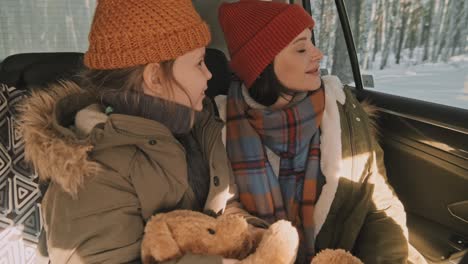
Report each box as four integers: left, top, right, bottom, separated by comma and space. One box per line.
248, 225, 267, 248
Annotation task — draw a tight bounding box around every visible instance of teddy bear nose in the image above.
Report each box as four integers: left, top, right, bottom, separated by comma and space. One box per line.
207, 228, 216, 235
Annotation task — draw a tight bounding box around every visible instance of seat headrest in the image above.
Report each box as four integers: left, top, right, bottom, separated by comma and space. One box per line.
0, 49, 231, 96
0, 52, 84, 89
205, 48, 230, 98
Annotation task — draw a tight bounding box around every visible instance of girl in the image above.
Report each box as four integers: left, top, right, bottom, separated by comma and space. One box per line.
21, 0, 264, 263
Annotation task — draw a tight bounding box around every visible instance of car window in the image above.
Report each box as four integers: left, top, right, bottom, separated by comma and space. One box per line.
310, 0, 355, 86
342, 0, 467, 110
0, 0, 97, 61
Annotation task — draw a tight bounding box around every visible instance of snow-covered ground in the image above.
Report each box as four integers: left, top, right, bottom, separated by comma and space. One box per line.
362, 54, 468, 110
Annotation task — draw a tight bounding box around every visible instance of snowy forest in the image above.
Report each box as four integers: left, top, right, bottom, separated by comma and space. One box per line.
0, 0, 466, 107
310, 0, 468, 85
1, 0, 466, 68
0, 0, 97, 60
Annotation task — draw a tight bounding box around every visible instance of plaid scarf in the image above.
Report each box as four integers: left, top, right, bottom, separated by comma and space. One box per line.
226, 85, 325, 259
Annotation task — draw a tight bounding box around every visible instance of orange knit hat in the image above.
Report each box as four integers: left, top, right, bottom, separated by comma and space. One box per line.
84, 0, 211, 69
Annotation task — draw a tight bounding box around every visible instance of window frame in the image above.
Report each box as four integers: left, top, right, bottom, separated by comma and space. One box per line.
302, 0, 364, 91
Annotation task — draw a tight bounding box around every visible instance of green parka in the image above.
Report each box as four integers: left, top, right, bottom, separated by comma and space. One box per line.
21, 81, 265, 264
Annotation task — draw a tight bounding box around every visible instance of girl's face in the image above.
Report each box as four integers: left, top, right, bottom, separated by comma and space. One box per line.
144, 47, 212, 111
273, 29, 323, 92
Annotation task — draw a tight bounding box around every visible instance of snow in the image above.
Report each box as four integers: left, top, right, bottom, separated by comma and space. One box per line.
362, 52, 468, 110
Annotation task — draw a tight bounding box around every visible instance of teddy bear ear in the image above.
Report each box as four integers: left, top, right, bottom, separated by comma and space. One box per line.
141, 217, 182, 263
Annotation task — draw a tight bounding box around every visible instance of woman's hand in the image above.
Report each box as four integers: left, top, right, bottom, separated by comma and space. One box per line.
222, 226, 266, 264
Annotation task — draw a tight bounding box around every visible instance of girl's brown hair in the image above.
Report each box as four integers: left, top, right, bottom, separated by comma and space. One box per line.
80, 60, 195, 112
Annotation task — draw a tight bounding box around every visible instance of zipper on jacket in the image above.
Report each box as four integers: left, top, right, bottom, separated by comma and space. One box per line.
202, 118, 223, 160
193, 105, 224, 161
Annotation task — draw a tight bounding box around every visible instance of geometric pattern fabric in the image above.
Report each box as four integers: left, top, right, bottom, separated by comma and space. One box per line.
1, 84, 43, 263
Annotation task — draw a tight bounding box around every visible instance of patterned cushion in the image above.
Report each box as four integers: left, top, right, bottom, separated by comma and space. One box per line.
0, 83, 43, 263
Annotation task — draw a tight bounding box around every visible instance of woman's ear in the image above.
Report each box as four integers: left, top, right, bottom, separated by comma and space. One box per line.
143, 63, 162, 96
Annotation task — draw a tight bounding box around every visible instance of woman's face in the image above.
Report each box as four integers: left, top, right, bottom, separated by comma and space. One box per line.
273, 29, 323, 92
144, 47, 212, 111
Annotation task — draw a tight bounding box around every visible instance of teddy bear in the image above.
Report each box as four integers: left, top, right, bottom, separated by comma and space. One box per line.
141, 210, 362, 264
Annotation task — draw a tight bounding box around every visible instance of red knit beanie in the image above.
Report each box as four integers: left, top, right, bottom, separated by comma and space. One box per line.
218, 0, 315, 88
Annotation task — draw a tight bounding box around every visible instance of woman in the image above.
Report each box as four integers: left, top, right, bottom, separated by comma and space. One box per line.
20, 0, 264, 263
217, 1, 425, 263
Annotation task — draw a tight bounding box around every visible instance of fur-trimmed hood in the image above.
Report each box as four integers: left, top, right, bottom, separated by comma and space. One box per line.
18, 81, 224, 198
19, 81, 101, 197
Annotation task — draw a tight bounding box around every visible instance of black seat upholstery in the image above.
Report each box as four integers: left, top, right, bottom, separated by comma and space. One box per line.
22, 54, 84, 88
0, 48, 232, 262
0, 49, 231, 97
0, 46, 232, 227
205, 48, 231, 97
0, 52, 84, 90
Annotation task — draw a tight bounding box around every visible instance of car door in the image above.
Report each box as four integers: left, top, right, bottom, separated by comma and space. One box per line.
299, 0, 468, 263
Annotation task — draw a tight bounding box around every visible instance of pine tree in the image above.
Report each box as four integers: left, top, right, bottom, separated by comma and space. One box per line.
406, 0, 423, 60
442, 0, 464, 61
372, 0, 385, 63
461, 1, 468, 55
395, 0, 412, 64
362, 0, 379, 69
431, 0, 451, 62
380, 0, 398, 69
332, 0, 360, 84
422, 0, 435, 62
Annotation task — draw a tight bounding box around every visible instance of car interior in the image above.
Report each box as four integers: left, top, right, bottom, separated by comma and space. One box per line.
0, 0, 466, 263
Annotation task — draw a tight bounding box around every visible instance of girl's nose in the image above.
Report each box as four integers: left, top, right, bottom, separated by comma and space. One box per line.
204, 64, 213, 80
